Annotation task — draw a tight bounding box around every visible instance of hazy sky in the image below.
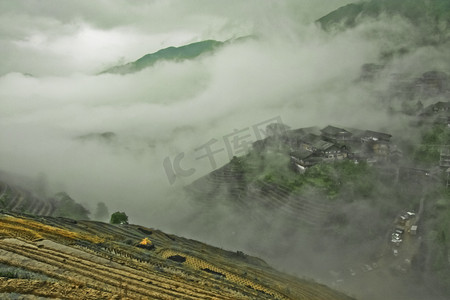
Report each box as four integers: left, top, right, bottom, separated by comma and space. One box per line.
0, 0, 449, 231
0, 0, 354, 76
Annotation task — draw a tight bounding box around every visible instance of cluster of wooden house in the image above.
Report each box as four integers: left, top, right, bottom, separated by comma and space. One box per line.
253, 124, 396, 173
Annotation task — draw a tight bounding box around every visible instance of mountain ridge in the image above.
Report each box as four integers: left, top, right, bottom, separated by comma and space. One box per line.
101, 39, 223, 75
316, 0, 450, 31
100, 36, 254, 75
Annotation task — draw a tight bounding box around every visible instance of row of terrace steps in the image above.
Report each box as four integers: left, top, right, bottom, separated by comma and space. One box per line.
1, 184, 55, 216
247, 180, 333, 227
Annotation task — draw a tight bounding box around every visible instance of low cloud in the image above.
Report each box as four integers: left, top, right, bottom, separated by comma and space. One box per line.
0, 2, 449, 299
1, 3, 449, 223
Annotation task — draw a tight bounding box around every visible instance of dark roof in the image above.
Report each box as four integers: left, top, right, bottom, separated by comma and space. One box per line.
290, 150, 313, 160
287, 127, 321, 139
321, 125, 352, 136
361, 130, 392, 141
312, 140, 335, 151
300, 133, 321, 144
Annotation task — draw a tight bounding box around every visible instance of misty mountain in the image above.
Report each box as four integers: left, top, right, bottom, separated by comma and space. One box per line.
100, 39, 224, 74
317, 0, 450, 33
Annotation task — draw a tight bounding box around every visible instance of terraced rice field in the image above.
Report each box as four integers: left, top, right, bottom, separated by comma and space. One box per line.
186, 161, 335, 228
0, 213, 355, 299
0, 182, 55, 217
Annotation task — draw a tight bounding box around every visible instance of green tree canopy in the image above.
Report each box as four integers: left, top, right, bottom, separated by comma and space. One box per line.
110, 211, 128, 225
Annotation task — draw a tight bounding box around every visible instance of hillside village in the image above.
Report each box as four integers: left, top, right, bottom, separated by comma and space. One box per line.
252, 119, 449, 180
255, 124, 395, 171
185, 104, 449, 297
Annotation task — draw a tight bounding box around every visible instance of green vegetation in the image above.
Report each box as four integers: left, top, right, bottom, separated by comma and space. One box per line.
110, 211, 129, 225
317, 0, 450, 31
413, 124, 450, 166
102, 40, 224, 74
316, 2, 366, 29
0, 193, 9, 208
52, 192, 90, 220
303, 160, 376, 199
243, 150, 378, 200
253, 152, 292, 184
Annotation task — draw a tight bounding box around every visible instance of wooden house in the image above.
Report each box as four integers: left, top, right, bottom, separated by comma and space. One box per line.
320, 126, 353, 142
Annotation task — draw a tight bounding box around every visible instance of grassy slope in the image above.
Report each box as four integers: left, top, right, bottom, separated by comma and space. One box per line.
101, 40, 224, 74
317, 0, 450, 30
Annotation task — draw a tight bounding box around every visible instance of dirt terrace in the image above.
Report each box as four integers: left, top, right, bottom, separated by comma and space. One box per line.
0, 213, 355, 300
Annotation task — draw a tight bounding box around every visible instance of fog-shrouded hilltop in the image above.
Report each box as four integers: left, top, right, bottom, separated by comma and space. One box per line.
317, 0, 450, 32
101, 39, 226, 75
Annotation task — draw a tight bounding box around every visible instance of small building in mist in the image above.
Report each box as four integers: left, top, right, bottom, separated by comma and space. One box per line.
320, 126, 353, 142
